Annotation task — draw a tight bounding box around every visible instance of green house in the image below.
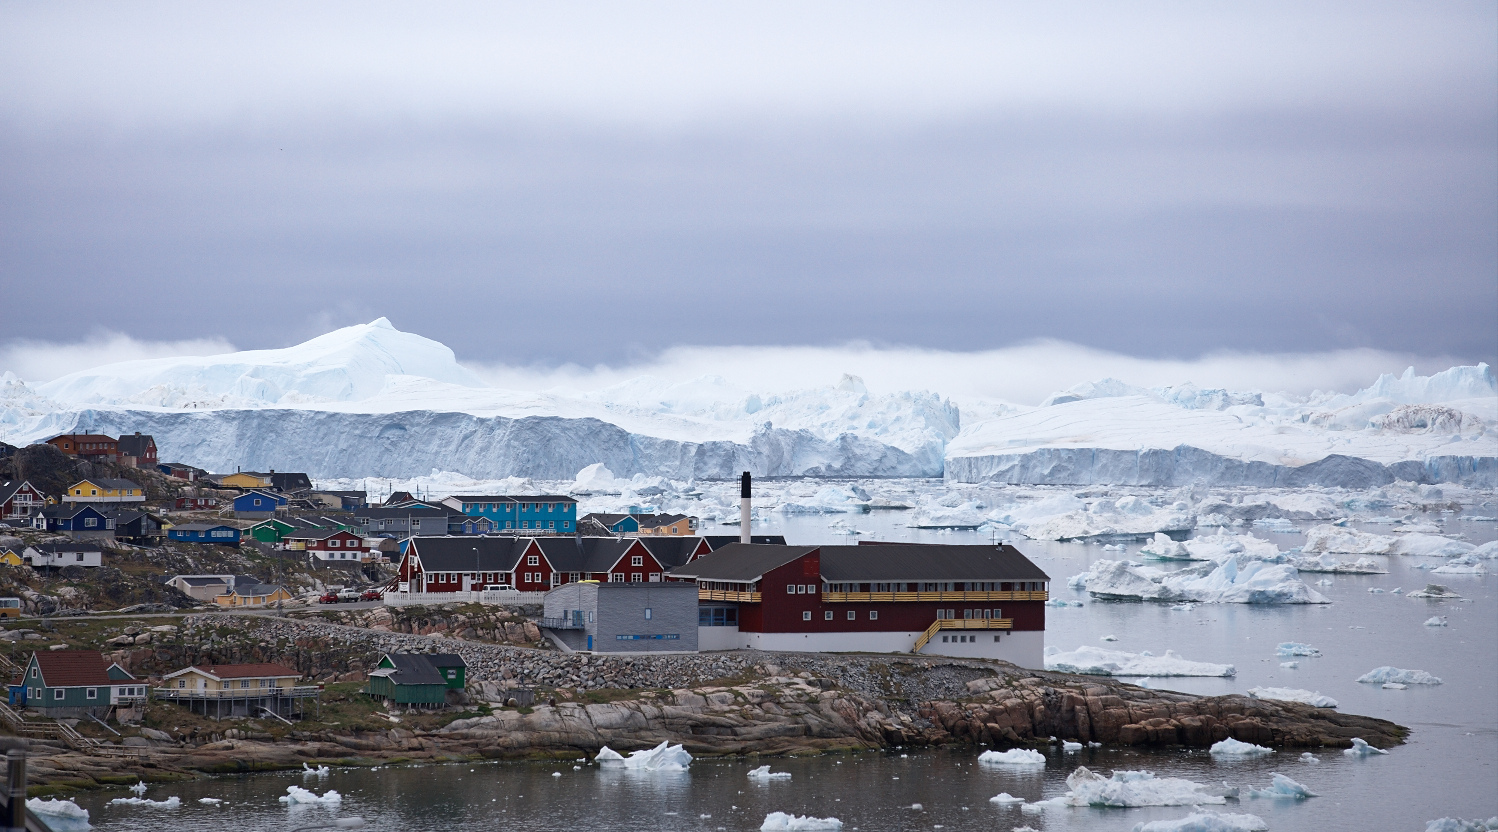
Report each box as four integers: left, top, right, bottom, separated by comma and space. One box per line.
16, 650, 140, 718
366, 653, 467, 708
248, 518, 298, 543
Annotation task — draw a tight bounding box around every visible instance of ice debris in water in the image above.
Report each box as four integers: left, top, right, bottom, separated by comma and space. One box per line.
1344, 738, 1389, 757
989, 793, 1026, 804
1247, 773, 1317, 799
760, 811, 843, 830
1425, 818, 1498, 832
1383, 683, 1408, 690
1209, 738, 1274, 758
978, 749, 1047, 767
279, 786, 342, 805
1058, 767, 1235, 807
1357, 666, 1443, 685
302, 763, 331, 777
1062, 741, 1083, 752
1287, 554, 1386, 574
1045, 598, 1084, 607
26, 798, 90, 831
110, 795, 183, 808
551, 772, 561, 777
595, 741, 693, 770
1100, 634, 1118, 642
1045, 645, 1235, 677
1246, 687, 1337, 708
1280, 661, 1298, 668
129, 781, 148, 794
199, 798, 223, 805
1409, 584, 1462, 599
1425, 616, 1449, 627
1129, 811, 1269, 832
748, 766, 792, 780
1433, 556, 1487, 575
1299, 752, 1320, 764
1073, 552, 1328, 605
1275, 642, 1321, 657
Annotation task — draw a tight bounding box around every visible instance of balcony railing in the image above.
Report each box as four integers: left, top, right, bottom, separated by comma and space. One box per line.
153, 685, 321, 700
821, 590, 1047, 603
539, 617, 584, 630
914, 617, 1013, 651
698, 589, 761, 603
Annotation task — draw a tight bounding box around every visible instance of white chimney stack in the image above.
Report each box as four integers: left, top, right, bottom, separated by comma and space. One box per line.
739, 471, 752, 544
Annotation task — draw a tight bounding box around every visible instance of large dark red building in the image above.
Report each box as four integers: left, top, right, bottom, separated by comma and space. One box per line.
668, 543, 1050, 668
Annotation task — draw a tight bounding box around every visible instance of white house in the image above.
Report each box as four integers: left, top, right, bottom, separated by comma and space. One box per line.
23, 544, 103, 569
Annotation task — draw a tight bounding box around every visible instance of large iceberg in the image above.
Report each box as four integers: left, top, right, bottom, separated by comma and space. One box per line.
978, 748, 1047, 767
1044, 646, 1235, 677
1074, 556, 1327, 605
1356, 667, 1443, 686
1057, 767, 1233, 807
1209, 738, 1274, 757
1246, 687, 1337, 708
1247, 773, 1317, 799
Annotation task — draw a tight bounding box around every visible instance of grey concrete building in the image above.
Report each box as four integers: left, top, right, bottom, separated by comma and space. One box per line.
542, 581, 699, 653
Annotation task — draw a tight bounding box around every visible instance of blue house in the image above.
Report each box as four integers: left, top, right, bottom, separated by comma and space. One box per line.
168, 523, 242, 545
232, 490, 287, 518
579, 513, 640, 535
34, 504, 115, 538
448, 514, 498, 535
442, 495, 578, 533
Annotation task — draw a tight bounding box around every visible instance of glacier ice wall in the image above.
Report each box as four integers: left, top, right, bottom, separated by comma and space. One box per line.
944, 445, 1497, 488
48, 408, 939, 480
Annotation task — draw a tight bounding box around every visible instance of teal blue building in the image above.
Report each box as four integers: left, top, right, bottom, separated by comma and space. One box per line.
444, 495, 577, 533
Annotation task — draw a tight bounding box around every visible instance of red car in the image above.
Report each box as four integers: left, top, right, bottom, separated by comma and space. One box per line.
360, 590, 383, 602
317, 592, 340, 604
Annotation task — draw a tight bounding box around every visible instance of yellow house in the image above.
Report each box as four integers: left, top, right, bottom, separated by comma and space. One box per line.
213, 583, 293, 607
161, 663, 301, 694
219, 472, 273, 489
0, 549, 22, 567
636, 514, 698, 536
63, 478, 145, 504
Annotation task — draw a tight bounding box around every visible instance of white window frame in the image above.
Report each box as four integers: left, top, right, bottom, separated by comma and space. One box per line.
869, 610, 878, 620
86, 688, 97, 700
802, 611, 812, 621
824, 610, 833, 620
631, 556, 643, 566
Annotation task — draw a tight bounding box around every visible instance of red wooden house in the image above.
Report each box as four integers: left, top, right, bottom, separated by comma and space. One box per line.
287, 529, 371, 562
46, 433, 118, 461
0, 480, 46, 522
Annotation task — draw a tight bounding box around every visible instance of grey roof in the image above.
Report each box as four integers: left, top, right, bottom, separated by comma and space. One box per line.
818, 544, 1050, 582
355, 506, 452, 519
634, 513, 691, 529
376, 652, 464, 686
171, 523, 238, 532
669, 543, 1050, 583
31, 543, 103, 554
408, 536, 529, 571
530, 537, 637, 574
231, 583, 285, 597
177, 577, 228, 587
39, 504, 106, 519
668, 544, 819, 582
702, 535, 787, 549
580, 512, 631, 526
0, 480, 38, 503
116, 434, 155, 456
270, 472, 313, 491
635, 537, 704, 569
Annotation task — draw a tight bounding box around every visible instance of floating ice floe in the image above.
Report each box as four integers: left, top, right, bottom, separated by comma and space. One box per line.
1139, 533, 1197, 560
1275, 642, 1321, 657
1100, 634, 1118, 642
1246, 687, 1338, 708
595, 741, 693, 770
302, 763, 331, 777
1279, 661, 1298, 669
1409, 584, 1463, 599
1300, 752, 1319, 763
1045, 645, 1235, 677
1044, 598, 1084, 608
1247, 773, 1317, 799
989, 792, 1026, 804
279, 786, 342, 805
199, 798, 223, 805
1209, 738, 1273, 758
1343, 738, 1389, 757
1072, 556, 1327, 605
110, 796, 182, 808
1424, 616, 1449, 627
1383, 683, 1408, 690
1302, 524, 1398, 555
1252, 518, 1297, 534
1392, 534, 1477, 558
1287, 554, 1386, 574
129, 781, 147, 795
1009, 497, 1193, 542
1425, 817, 1498, 832
1062, 741, 1083, 752
1356, 667, 1443, 686
1129, 810, 1269, 832
26, 798, 90, 831
1470, 540, 1498, 558
1057, 767, 1236, 807
748, 766, 792, 780
1433, 556, 1487, 575
978, 748, 1047, 767
760, 811, 843, 830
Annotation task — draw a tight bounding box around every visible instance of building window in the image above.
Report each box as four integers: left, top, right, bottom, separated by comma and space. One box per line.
86, 688, 97, 700
847, 610, 856, 620
869, 610, 878, 620
53, 689, 64, 700
528, 555, 539, 566
786, 584, 795, 595
177, 680, 185, 688
644, 608, 653, 620
802, 611, 812, 621
612, 573, 624, 582
631, 556, 643, 567
329, 539, 340, 547
824, 610, 833, 620
631, 573, 642, 582
29, 668, 36, 679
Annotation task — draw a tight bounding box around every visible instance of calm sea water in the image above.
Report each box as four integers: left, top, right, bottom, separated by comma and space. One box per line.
66, 509, 1497, 831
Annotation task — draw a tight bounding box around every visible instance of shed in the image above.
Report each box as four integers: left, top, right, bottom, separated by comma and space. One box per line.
366, 653, 468, 708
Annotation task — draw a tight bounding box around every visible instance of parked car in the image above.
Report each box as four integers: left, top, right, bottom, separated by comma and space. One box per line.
317, 592, 340, 604
360, 589, 382, 601
336, 588, 362, 602
482, 584, 515, 592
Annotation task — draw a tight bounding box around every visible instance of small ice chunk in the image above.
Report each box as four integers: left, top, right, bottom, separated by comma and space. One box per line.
595, 741, 693, 770
1275, 642, 1321, 657
302, 763, 330, 777
1062, 741, 1083, 752
279, 786, 342, 805
129, 781, 148, 795
748, 766, 792, 780
1280, 661, 1298, 668
551, 771, 561, 777
1424, 616, 1448, 627
1383, 682, 1408, 690
1344, 738, 1389, 757
1299, 752, 1319, 764
1100, 634, 1118, 642
1129, 810, 1269, 831
1357, 666, 1443, 685
1060, 767, 1231, 806
909, 803, 923, 810
760, 811, 843, 830
1209, 738, 1274, 758
978, 749, 1047, 767
109, 796, 183, 808
989, 792, 1026, 804
1408, 584, 1462, 599
199, 798, 223, 805
1247, 773, 1317, 799
1246, 687, 1337, 708
26, 798, 90, 831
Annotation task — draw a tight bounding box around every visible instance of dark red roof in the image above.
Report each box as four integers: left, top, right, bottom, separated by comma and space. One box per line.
34, 651, 112, 686
198, 663, 299, 679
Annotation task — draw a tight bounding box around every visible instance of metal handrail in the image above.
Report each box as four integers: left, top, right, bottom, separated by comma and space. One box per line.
913, 617, 1013, 651
822, 590, 1047, 603
152, 685, 320, 700
697, 589, 761, 603
538, 617, 584, 630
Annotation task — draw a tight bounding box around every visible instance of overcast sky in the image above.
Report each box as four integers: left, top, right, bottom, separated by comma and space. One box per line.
2, 1, 1494, 370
